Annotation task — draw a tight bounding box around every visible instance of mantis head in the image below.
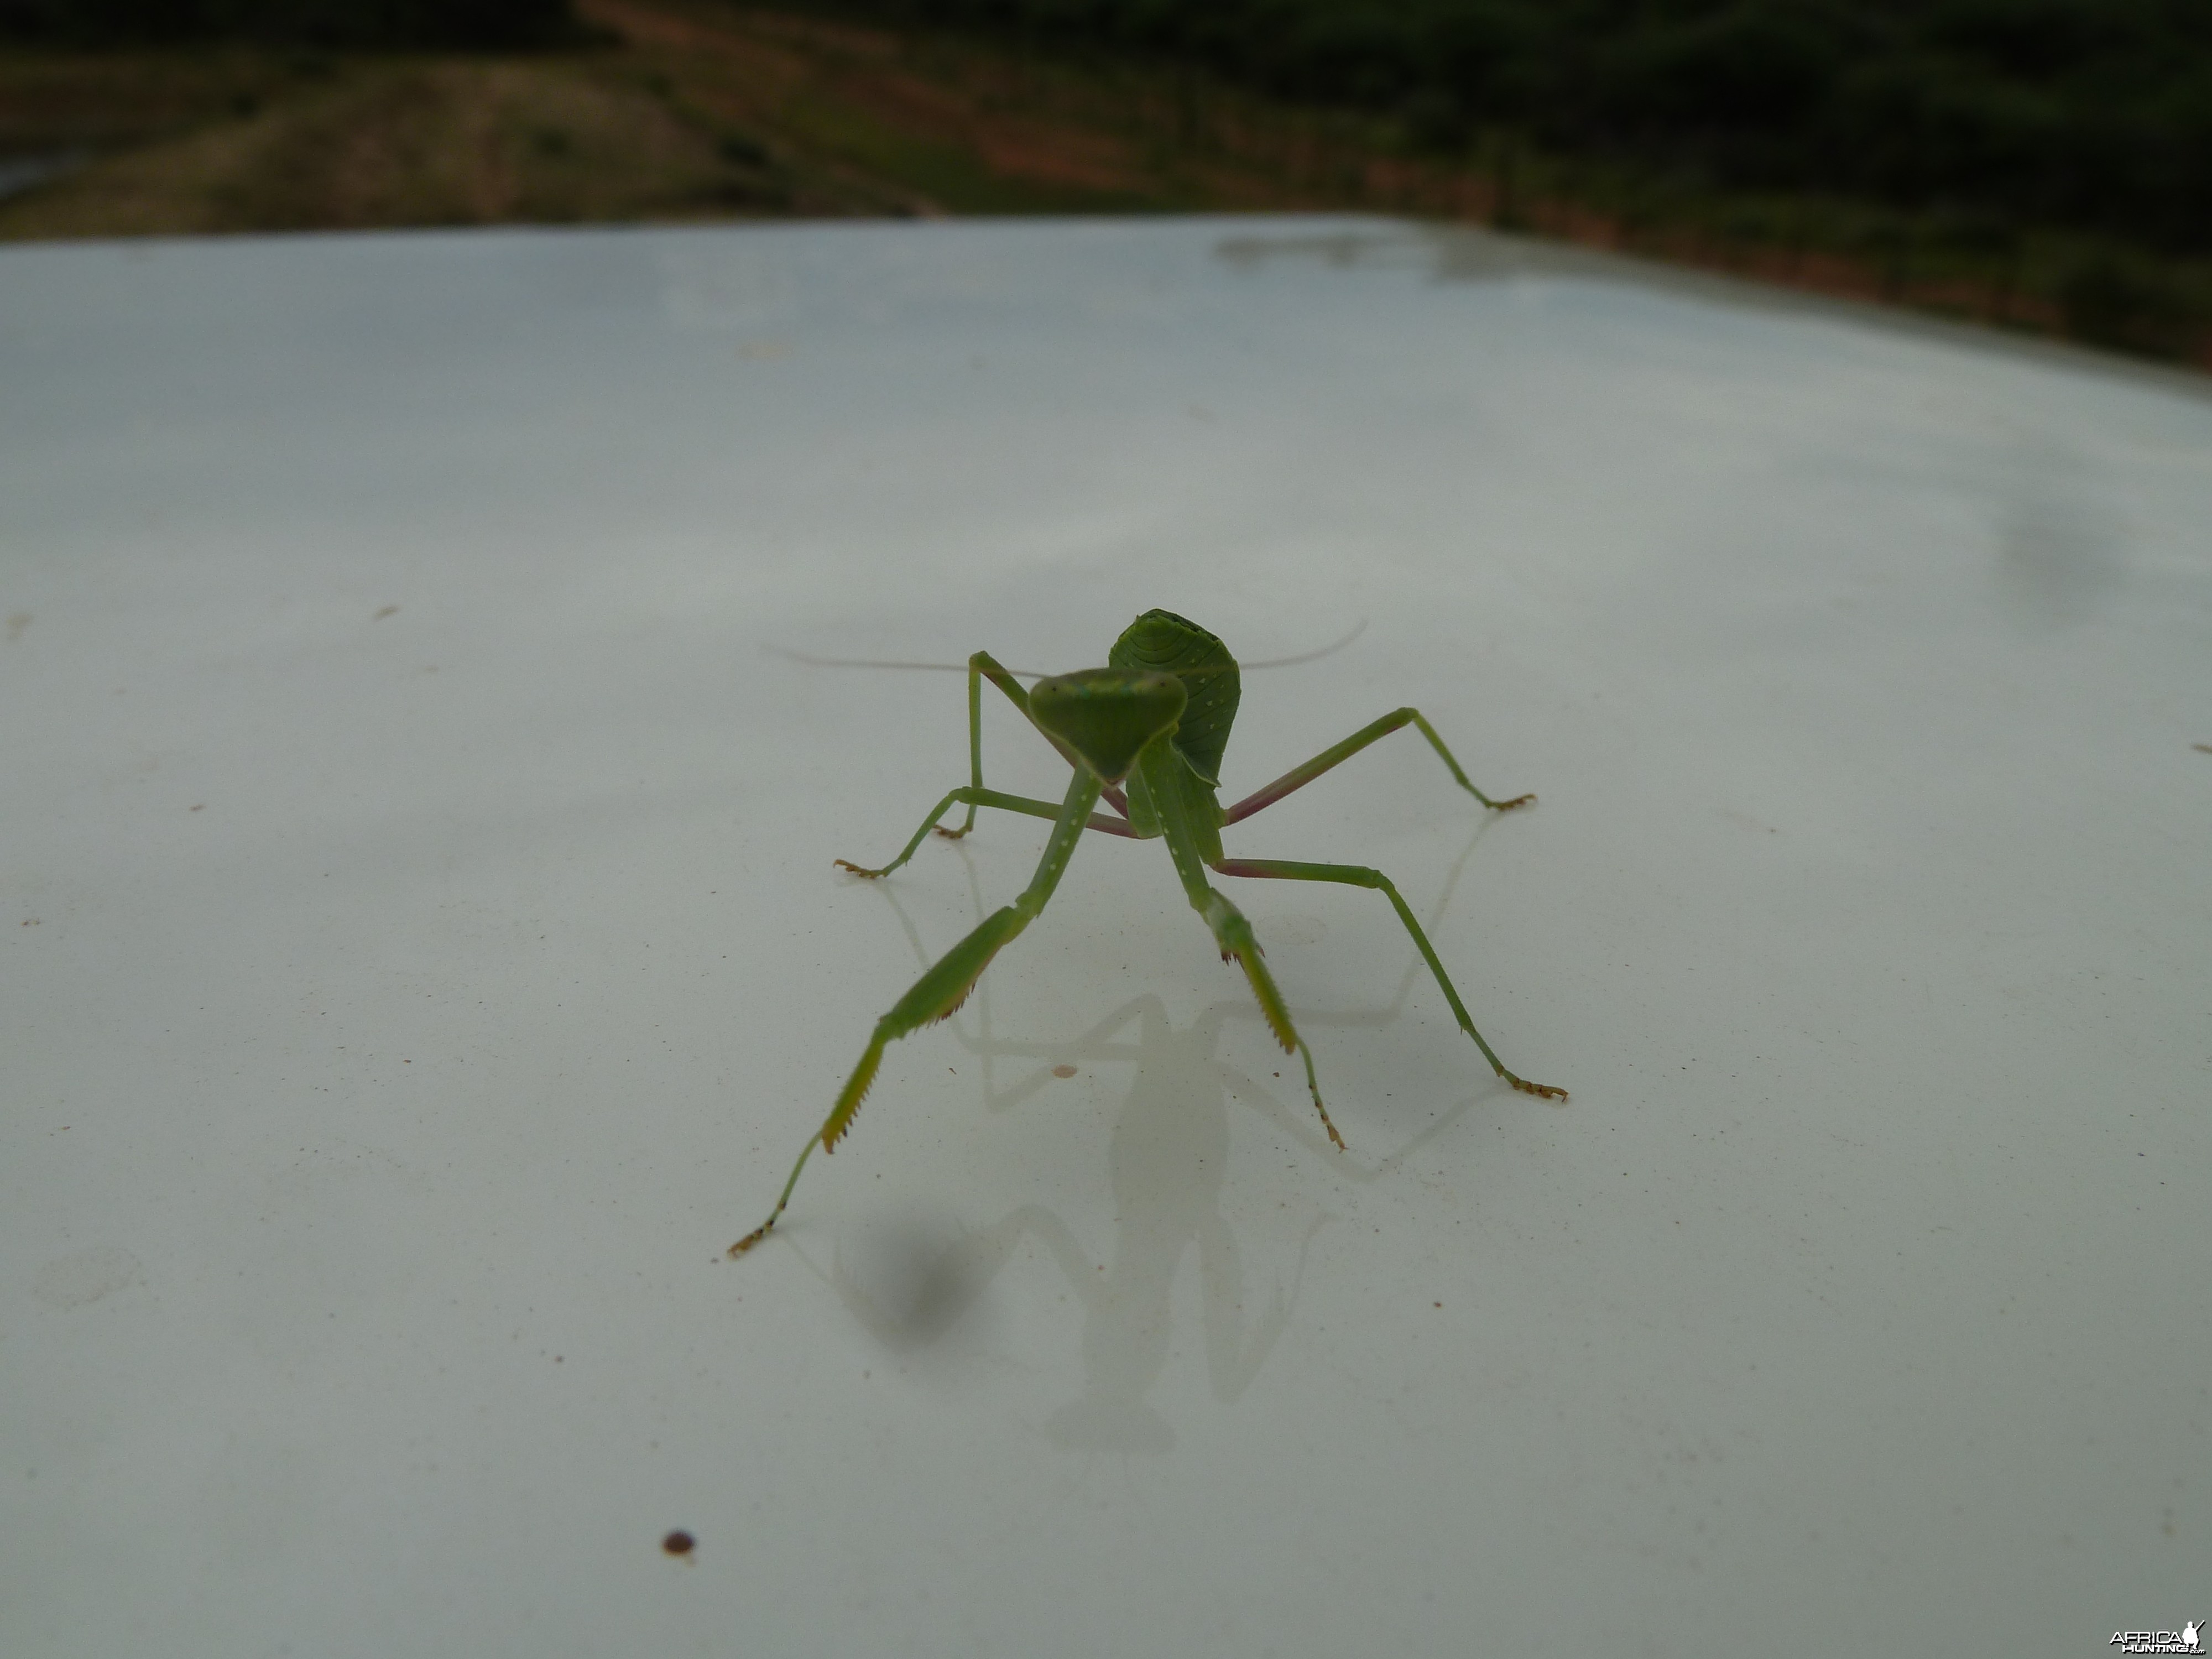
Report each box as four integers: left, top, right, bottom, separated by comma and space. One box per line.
1028, 667, 1187, 785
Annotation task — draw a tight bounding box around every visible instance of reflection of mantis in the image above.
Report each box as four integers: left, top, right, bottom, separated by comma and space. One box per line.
805, 827, 1511, 1452
732, 608, 1563, 1256
809, 994, 1326, 1453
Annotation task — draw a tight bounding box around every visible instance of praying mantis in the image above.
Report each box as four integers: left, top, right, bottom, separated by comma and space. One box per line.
729, 608, 1564, 1257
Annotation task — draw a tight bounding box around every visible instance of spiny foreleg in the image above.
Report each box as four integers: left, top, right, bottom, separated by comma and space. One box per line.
731, 767, 1103, 1255
1198, 889, 1343, 1151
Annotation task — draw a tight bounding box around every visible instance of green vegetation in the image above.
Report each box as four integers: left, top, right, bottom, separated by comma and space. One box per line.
1, 0, 2204, 362
781, 0, 2212, 358
792, 1, 2211, 251
0, 0, 577, 51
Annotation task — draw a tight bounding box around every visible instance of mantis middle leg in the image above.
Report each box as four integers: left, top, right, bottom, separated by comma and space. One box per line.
1223, 707, 1533, 825
938, 651, 1130, 841
1212, 856, 1567, 1102
837, 784, 1135, 881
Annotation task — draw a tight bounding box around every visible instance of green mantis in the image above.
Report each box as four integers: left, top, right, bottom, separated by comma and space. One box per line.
729, 609, 1564, 1257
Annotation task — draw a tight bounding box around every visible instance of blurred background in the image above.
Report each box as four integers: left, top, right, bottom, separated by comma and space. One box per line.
1, 0, 2207, 365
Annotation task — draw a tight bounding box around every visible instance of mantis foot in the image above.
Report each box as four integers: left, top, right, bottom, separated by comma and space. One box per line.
1492, 792, 1537, 811
833, 859, 888, 879
1508, 1074, 1568, 1102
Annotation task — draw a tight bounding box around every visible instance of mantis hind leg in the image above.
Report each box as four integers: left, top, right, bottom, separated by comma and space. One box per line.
1193, 888, 1343, 1151
1212, 857, 1566, 1102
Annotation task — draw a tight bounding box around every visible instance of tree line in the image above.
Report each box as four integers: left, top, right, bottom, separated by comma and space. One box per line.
0, 0, 576, 50
4, 0, 2205, 353
804, 0, 2212, 259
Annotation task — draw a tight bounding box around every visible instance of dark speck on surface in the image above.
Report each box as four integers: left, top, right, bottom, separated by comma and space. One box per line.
662, 1530, 695, 1557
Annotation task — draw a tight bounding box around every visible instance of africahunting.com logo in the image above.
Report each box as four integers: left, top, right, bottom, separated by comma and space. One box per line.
2111, 1623, 2201, 1655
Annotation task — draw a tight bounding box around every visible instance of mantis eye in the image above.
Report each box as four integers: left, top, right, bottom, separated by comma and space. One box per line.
1029, 669, 1187, 784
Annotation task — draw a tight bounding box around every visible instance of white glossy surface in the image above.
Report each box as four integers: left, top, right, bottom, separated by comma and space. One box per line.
3, 218, 2207, 1656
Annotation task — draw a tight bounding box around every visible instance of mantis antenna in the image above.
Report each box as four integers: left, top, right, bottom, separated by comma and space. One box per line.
764, 617, 1368, 679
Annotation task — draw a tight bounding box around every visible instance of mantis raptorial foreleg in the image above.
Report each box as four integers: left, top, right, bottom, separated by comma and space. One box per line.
1211, 856, 1567, 1101
1194, 885, 1340, 1149
732, 766, 1106, 1255
1223, 707, 1533, 825
1134, 743, 1343, 1149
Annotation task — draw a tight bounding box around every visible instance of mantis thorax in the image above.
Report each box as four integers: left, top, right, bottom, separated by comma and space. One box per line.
1109, 609, 1241, 788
